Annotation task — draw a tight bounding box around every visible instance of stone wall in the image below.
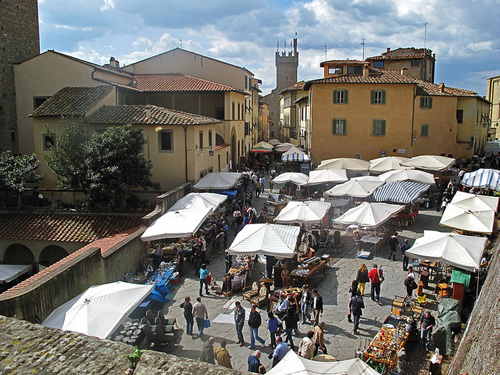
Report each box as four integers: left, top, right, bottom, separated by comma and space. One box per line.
0, 315, 239, 375
447, 242, 500, 375
0, 0, 40, 152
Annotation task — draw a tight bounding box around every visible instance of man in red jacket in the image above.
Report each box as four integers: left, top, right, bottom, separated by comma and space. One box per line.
368, 264, 383, 302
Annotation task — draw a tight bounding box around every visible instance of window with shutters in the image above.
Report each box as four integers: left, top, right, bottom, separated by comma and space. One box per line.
371, 90, 386, 104
372, 119, 386, 136
158, 130, 173, 152
333, 90, 348, 104
332, 118, 346, 135
420, 97, 432, 109
421, 124, 429, 137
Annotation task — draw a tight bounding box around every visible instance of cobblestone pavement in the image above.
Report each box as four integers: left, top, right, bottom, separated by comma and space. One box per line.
156, 179, 450, 373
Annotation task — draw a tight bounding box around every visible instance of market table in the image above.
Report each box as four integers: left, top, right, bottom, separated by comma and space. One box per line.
364, 323, 409, 371
290, 260, 326, 285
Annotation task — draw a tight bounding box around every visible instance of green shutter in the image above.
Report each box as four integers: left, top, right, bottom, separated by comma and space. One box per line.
333, 119, 336, 134
372, 120, 376, 135
381, 90, 386, 104
381, 120, 386, 135
333, 90, 338, 104
371, 90, 375, 104
428, 97, 433, 108
344, 90, 348, 104
342, 119, 346, 134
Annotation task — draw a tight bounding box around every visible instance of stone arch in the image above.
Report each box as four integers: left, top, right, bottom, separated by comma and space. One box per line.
39, 245, 68, 267
3, 244, 35, 265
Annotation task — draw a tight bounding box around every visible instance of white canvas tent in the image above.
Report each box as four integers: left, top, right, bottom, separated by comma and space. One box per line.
272, 172, 309, 186
281, 146, 311, 162
141, 207, 212, 241
324, 178, 384, 198
317, 157, 370, 172
228, 223, 300, 258
378, 169, 436, 185
439, 191, 499, 234
334, 202, 405, 228
42, 281, 154, 339
400, 155, 455, 171
405, 230, 486, 272
275, 201, 331, 224
369, 156, 411, 174
193, 172, 242, 190
307, 169, 348, 185
168, 192, 227, 213
267, 350, 379, 375
461, 168, 500, 191
0, 264, 31, 284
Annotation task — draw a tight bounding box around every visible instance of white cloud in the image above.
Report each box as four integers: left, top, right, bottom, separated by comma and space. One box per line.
100, 0, 115, 11
466, 41, 493, 52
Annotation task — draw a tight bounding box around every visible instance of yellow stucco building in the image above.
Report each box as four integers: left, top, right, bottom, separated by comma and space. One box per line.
304, 61, 490, 164
487, 74, 500, 140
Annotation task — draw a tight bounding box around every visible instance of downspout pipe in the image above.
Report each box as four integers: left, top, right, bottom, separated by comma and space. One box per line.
183, 125, 188, 182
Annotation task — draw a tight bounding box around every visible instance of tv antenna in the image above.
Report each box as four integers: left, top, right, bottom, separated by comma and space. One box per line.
324, 45, 327, 61
361, 38, 365, 60
179, 38, 183, 49
424, 23, 428, 50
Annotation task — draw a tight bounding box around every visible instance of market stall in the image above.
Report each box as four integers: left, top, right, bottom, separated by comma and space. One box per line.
364, 322, 409, 372
324, 177, 384, 199
369, 156, 411, 174
274, 201, 331, 225
193, 171, 242, 190
400, 155, 455, 171
168, 192, 227, 212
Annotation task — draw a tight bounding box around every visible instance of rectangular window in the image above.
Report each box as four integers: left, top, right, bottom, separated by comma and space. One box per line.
374, 61, 384, 68
214, 107, 224, 120
371, 90, 386, 104
33, 96, 49, 110
332, 119, 346, 135
238, 103, 241, 120
328, 67, 343, 75
199, 130, 204, 149
158, 130, 173, 152
456, 109, 464, 124
372, 119, 386, 136
208, 130, 212, 147
232, 102, 235, 120
333, 90, 348, 104
411, 59, 420, 66
245, 76, 248, 90
42, 134, 56, 151
421, 124, 429, 137
420, 97, 433, 109
347, 66, 363, 75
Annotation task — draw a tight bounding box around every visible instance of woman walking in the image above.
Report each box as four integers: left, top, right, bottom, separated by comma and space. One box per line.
179, 296, 193, 335
356, 263, 369, 296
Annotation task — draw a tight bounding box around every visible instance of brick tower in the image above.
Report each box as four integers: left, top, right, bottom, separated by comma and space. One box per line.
0, 0, 40, 153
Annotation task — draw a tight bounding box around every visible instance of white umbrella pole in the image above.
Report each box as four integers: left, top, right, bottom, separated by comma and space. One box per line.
476, 268, 480, 300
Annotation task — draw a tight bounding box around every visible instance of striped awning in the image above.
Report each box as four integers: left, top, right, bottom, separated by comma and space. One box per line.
281, 146, 311, 162
372, 181, 430, 204
461, 168, 500, 191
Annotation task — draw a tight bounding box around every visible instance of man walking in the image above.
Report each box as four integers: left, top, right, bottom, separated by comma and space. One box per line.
388, 232, 400, 261
272, 336, 289, 367
368, 264, 383, 302
266, 312, 279, 349
179, 296, 193, 335
248, 305, 266, 348
199, 336, 215, 363
313, 322, 327, 356
401, 239, 411, 271
247, 350, 262, 373
349, 291, 365, 334
420, 311, 436, 352
298, 330, 315, 359
215, 339, 232, 369
192, 297, 209, 336
300, 285, 311, 324
234, 300, 246, 347
199, 264, 210, 296
311, 289, 323, 326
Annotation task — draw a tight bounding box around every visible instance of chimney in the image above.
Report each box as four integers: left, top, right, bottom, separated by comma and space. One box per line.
145, 104, 152, 119
363, 65, 369, 77
386, 47, 390, 53
439, 82, 445, 93
401, 67, 407, 75
109, 57, 119, 68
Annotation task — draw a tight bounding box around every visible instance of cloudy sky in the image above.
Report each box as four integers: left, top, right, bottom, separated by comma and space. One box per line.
38, 0, 500, 96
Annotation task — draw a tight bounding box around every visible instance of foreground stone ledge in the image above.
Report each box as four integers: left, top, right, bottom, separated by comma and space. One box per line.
0, 316, 240, 375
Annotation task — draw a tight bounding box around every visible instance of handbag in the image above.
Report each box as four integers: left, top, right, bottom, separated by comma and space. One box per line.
204, 319, 211, 328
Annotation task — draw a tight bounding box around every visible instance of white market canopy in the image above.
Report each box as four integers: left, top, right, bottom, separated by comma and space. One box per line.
168, 192, 227, 213
334, 202, 405, 228
275, 143, 299, 152
461, 168, 500, 191
400, 155, 455, 171
42, 281, 154, 339
372, 181, 430, 204
274, 201, 331, 224
253, 141, 274, 150
307, 169, 348, 185
141, 207, 212, 241
228, 223, 300, 258
378, 169, 436, 185
317, 158, 370, 172
0, 264, 31, 284
267, 350, 379, 375
369, 156, 412, 174
193, 172, 242, 190
281, 146, 311, 162
439, 191, 499, 234
405, 230, 487, 272
272, 172, 309, 186
324, 177, 384, 198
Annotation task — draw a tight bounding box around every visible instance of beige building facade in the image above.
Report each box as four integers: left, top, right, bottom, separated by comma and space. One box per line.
487, 74, 500, 140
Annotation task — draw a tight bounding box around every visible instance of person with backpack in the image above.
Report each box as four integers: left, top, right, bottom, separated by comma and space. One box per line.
404, 266, 418, 297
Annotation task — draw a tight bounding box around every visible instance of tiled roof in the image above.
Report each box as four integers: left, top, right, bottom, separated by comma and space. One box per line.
86, 105, 222, 126
31, 86, 114, 117
281, 82, 305, 94
130, 73, 243, 93
0, 212, 142, 243
416, 81, 478, 97
304, 71, 416, 88
367, 53, 426, 61
320, 59, 369, 66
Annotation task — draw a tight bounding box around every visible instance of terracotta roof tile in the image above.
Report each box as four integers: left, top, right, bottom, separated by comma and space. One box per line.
367, 53, 426, 61
320, 59, 369, 66
130, 73, 242, 93
0, 213, 142, 243
86, 104, 222, 126
31, 86, 114, 117
416, 81, 478, 97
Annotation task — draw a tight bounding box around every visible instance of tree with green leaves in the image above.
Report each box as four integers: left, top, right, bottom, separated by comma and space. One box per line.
46, 122, 158, 209
0, 151, 43, 207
